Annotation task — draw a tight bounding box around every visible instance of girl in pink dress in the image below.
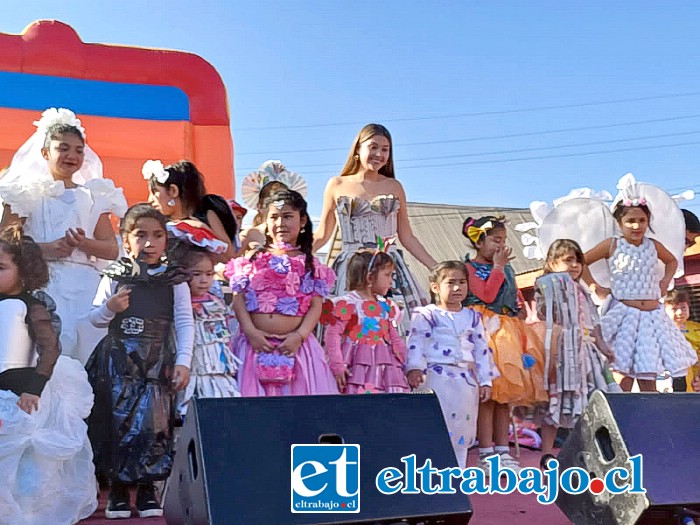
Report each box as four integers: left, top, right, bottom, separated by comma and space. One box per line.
225, 189, 338, 396
322, 248, 409, 394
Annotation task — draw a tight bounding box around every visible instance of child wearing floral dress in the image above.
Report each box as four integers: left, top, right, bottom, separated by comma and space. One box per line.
406, 261, 499, 469
225, 189, 338, 396
323, 248, 410, 393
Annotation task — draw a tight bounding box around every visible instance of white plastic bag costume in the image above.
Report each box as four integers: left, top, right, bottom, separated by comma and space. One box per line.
0, 296, 97, 525
0, 109, 127, 364
518, 173, 698, 378
518, 174, 691, 287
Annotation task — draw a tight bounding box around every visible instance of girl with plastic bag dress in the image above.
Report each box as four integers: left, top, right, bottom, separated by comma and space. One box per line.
86, 204, 194, 519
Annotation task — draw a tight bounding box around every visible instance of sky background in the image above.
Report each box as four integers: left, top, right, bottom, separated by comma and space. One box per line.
3, 1, 700, 225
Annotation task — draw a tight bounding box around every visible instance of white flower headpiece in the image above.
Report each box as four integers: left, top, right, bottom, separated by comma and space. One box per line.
142, 160, 169, 184
241, 160, 308, 209
34, 108, 86, 138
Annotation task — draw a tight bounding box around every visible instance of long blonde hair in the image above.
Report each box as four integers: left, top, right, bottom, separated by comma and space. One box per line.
339, 124, 395, 178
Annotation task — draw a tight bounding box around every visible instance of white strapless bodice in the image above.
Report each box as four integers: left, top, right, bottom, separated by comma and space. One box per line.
335, 194, 400, 249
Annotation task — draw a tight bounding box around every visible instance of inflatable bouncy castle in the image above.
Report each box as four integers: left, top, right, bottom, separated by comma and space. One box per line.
0, 20, 235, 202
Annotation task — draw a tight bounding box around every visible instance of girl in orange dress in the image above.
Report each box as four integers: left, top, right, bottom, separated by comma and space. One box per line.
462, 215, 545, 473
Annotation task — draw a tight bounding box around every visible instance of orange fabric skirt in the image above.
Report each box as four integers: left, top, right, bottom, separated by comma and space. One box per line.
471, 305, 547, 406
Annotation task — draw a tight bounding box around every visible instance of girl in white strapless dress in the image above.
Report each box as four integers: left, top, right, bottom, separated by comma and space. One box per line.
314, 124, 435, 335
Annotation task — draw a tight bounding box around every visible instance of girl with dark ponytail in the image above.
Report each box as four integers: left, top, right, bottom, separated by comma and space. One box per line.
224, 190, 339, 396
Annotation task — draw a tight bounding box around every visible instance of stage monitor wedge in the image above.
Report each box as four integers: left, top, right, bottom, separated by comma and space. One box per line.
164, 394, 473, 525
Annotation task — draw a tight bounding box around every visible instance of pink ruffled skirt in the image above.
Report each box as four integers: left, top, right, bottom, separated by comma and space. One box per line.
237, 335, 339, 396
340, 340, 410, 394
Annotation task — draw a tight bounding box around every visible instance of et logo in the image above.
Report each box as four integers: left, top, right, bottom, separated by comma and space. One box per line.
290, 444, 360, 514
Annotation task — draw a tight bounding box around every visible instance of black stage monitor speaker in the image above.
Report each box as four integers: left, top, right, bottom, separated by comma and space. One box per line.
164, 393, 473, 525
556, 391, 700, 525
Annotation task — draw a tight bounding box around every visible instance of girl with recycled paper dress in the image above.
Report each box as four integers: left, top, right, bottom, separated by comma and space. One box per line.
518, 174, 697, 393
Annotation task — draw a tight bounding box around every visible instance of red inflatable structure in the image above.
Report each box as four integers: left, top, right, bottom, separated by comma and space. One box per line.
0, 20, 235, 203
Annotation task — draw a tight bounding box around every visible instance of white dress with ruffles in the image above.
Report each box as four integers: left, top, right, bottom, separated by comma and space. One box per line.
601, 237, 698, 378
0, 178, 127, 363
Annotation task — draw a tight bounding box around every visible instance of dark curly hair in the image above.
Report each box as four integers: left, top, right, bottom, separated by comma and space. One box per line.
0, 225, 50, 292
462, 215, 507, 248
261, 189, 314, 273
42, 123, 84, 149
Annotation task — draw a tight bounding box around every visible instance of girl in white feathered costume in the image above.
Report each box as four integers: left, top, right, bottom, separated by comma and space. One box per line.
0, 225, 97, 525
0, 108, 127, 364
519, 174, 698, 393
583, 179, 697, 392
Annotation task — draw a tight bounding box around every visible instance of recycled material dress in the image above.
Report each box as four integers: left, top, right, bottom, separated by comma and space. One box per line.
330, 195, 428, 336
0, 293, 97, 524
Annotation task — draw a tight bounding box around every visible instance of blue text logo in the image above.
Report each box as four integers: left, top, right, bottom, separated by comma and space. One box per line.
291, 444, 360, 514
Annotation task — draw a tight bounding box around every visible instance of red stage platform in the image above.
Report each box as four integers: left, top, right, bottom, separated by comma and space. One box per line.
82, 448, 571, 524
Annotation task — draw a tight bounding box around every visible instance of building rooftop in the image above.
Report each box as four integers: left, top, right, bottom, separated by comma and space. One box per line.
324, 201, 544, 290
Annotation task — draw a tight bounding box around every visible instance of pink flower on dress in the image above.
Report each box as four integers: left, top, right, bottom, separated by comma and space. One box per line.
225, 257, 252, 281
285, 271, 300, 296
298, 294, 312, 316
288, 257, 305, 276
257, 291, 277, 313
251, 269, 283, 292
314, 263, 336, 289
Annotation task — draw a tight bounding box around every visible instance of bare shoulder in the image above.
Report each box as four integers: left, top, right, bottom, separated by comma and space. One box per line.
327, 175, 344, 188
323, 176, 345, 198
385, 177, 406, 198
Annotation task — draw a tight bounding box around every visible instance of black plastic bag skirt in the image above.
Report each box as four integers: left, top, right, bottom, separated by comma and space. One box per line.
86, 317, 175, 484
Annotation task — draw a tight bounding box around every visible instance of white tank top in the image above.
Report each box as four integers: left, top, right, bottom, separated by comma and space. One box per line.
0, 298, 36, 374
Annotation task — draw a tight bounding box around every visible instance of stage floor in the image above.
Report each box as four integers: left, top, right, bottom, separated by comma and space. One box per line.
83, 448, 571, 524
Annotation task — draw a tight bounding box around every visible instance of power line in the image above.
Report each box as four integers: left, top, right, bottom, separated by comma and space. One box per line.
294, 140, 700, 174
666, 184, 700, 193
235, 90, 700, 131
236, 129, 700, 172
233, 113, 700, 156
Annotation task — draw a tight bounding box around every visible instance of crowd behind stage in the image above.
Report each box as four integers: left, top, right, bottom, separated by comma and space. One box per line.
0, 108, 699, 523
